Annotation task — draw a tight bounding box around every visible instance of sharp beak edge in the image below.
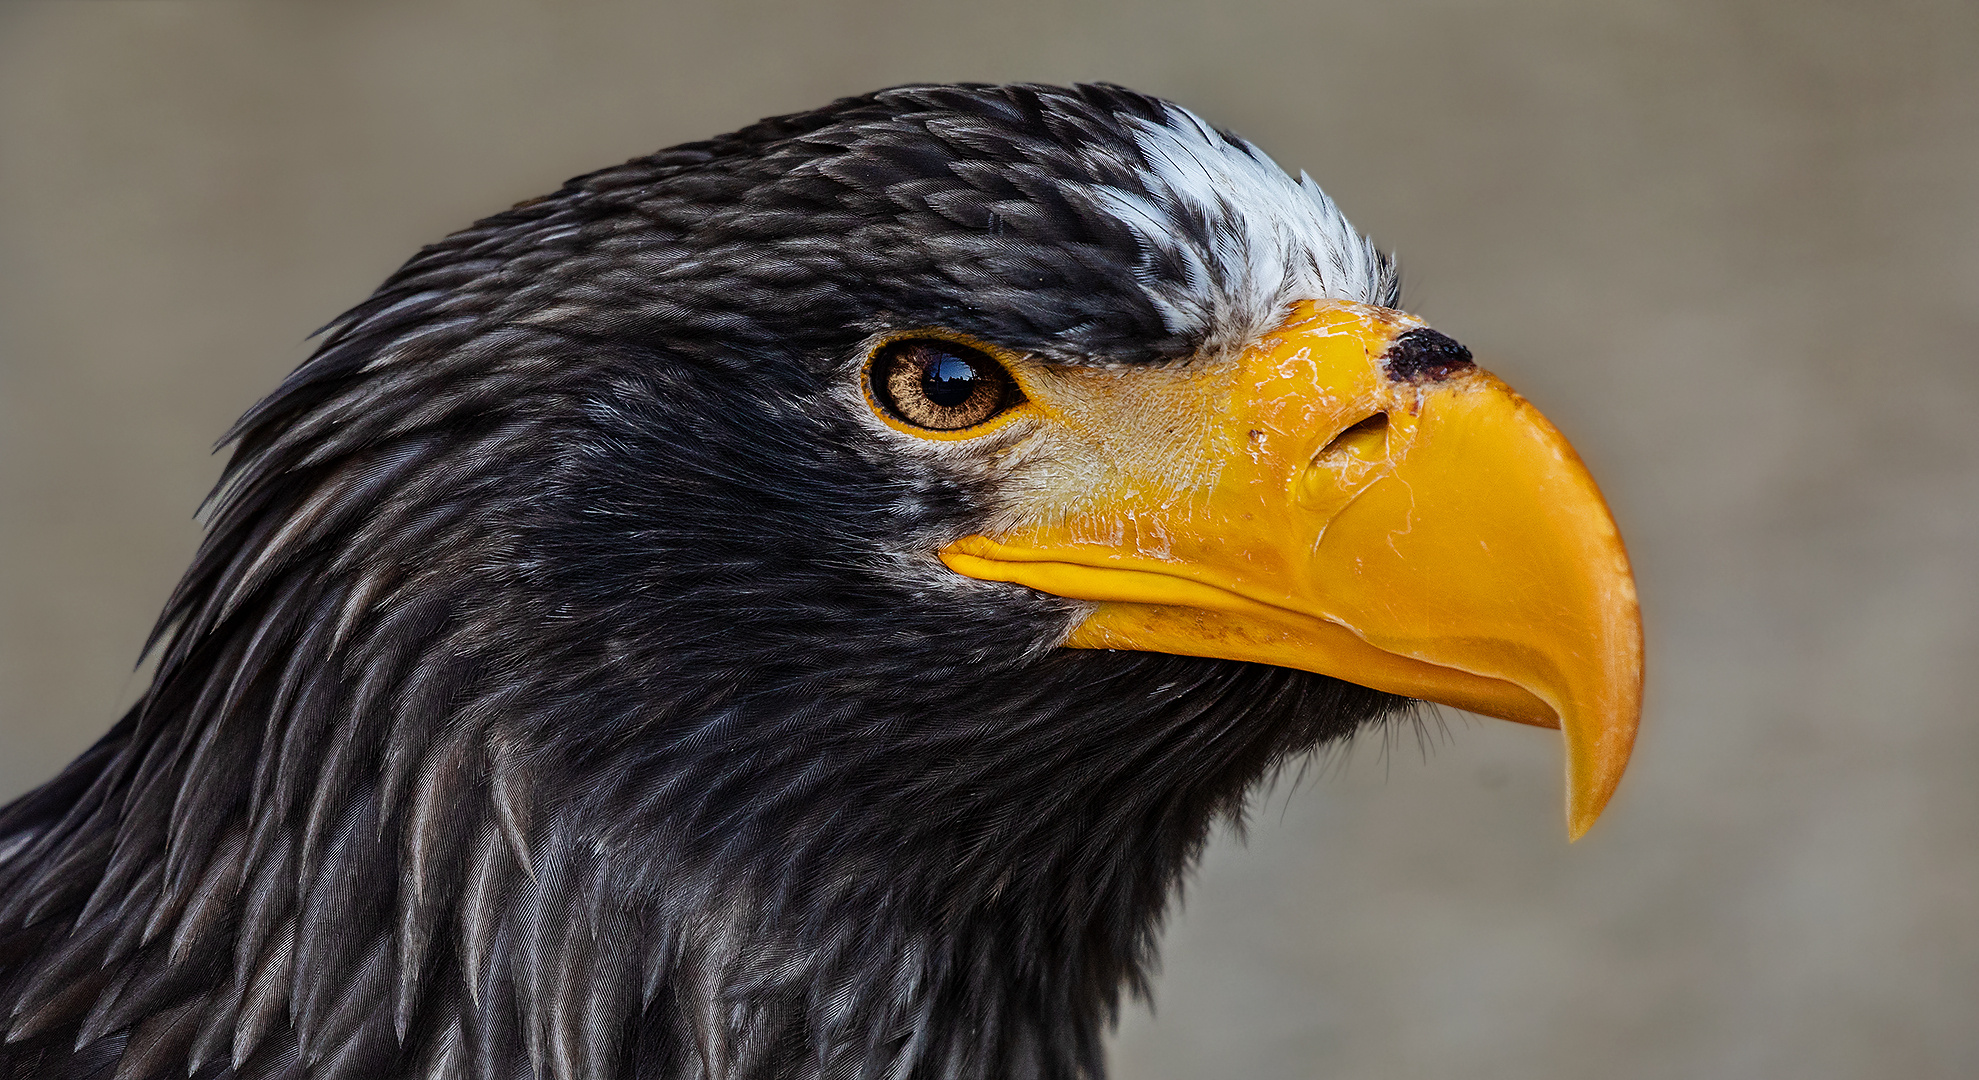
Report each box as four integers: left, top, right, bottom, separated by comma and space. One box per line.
940, 300, 1643, 839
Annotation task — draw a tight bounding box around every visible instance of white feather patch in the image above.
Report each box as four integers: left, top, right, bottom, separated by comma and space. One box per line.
1092, 104, 1392, 356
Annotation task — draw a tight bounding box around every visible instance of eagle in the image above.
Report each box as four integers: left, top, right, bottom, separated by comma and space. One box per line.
0, 83, 1641, 1080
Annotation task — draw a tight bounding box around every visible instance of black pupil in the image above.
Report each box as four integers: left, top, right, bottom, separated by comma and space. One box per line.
922, 355, 979, 408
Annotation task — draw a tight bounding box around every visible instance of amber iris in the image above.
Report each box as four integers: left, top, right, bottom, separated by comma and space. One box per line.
872, 340, 1021, 431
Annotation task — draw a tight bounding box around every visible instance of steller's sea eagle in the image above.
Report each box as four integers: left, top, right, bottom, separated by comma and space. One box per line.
0, 83, 1641, 1080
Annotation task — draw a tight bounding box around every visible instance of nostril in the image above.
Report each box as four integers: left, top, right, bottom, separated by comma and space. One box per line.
1318, 412, 1389, 462
1384, 328, 1474, 382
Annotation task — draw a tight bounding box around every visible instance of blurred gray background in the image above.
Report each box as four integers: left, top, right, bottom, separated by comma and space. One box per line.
3, 1, 1975, 1077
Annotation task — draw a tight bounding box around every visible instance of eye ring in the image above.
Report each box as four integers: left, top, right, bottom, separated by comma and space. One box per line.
868, 338, 1024, 433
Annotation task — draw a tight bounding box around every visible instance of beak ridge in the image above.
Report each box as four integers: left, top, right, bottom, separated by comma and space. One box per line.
941, 300, 1643, 838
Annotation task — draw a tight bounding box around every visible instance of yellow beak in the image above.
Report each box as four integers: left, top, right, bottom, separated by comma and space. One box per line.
939, 300, 1642, 839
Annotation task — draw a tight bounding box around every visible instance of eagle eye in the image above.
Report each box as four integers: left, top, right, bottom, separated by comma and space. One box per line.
870, 339, 1023, 432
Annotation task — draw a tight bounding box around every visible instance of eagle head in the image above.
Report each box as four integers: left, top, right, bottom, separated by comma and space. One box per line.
0, 84, 1639, 1080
